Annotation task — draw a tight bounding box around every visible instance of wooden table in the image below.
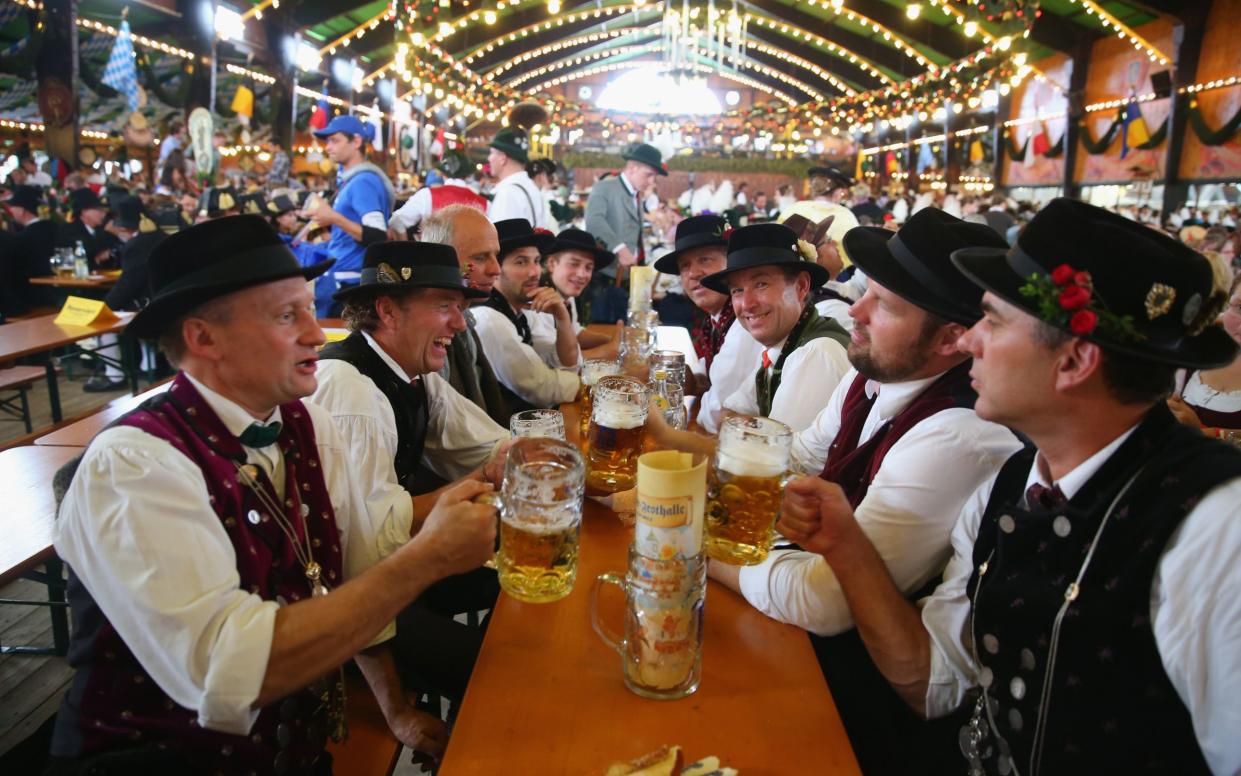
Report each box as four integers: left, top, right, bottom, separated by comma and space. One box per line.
0, 311, 136, 423
29, 274, 119, 289
0, 444, 84, 655
438, 403, 860, 775
35, 380, 171, 447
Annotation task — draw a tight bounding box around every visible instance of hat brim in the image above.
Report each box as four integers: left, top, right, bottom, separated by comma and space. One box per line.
951, 247, 1239, 370
652, 233, 728, 274
622, 153, 668, 176
332, 280, 488, 303
128, 258, 336, 340
548, 240, 615, 269
700, 252, 829, 295
500, 232, 557, 259
845, 227, 980, 325
489, 141, 529, 164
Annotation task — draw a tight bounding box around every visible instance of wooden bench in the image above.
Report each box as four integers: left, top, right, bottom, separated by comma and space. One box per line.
0, 366, 48, 434
326, 671, 404, 776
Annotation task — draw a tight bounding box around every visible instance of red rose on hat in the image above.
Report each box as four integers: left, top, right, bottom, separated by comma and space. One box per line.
1069, 309, 1098, 335
1051, 264, 1075, 286
1058, 285, 1091, 311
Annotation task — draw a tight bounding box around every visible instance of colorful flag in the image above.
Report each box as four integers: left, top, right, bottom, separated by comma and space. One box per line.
1030, 121, 1051, 156
969, 137, 985, 164
100, 20, 141, 113
884, 150, 900, 175
370, 102, 383, 153
230, 84, 254, 121
916, 139, 936, 173
1120, 102, 1150, 158
309, 99, 330, 131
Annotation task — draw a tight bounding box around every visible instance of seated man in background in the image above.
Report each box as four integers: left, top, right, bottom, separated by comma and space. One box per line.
312, 239, 509, 709
472, 218, 581, 412
49, 216, 496, 773
536, 226, 620, 360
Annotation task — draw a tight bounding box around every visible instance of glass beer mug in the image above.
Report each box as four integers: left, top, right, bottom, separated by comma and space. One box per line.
509, 409, 566, 440
705, 415, 793, 565
590, 550, 706, 700
577, 359, 622, 440
484, 437, 585, 603
585, 375, 649, 494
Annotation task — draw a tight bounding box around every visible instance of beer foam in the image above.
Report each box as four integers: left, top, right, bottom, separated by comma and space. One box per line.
716, 439, 787, 478
593, 401, 646, 430
501, 502, 580, 533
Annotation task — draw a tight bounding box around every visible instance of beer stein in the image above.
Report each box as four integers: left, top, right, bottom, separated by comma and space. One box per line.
486, 437, 585, 603
577, 359, 622, 440
705, 415, 793, 565
649, 350, 687, 388
585, 376, 649, 494
590, 550, 706, 700
619, 326, 655, 374
509, 409, 566, 440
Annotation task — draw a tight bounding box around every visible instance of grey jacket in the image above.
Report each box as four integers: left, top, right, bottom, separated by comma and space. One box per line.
584, 174, 642, 279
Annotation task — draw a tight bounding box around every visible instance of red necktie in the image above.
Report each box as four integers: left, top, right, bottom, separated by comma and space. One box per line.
761, 349, 772, 370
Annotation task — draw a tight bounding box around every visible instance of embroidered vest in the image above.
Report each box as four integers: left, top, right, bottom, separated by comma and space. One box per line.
820, 361, 976, 507
428, 184, 488, 213
965, 404, 1241, 775
690, 305, 735, 373
319, 331, 430, 493
754, 305, 850, 417
51, 374, 343, 775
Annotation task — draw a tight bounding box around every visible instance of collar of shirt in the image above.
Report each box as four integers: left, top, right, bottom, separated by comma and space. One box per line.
182, 372, 283, 442
710, 309, 729, 326
498, 171, 533, 190
619, 173, 638, 196
763, 338, 788, 371
362, 330, 416, 384
1025, 423, 1139, 502
866, 370, 947, 423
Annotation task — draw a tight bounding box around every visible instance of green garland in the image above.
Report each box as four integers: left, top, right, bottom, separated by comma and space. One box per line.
1077, 106, 1169, 155
1003, 128, 1028, 161
1186, 99, 1241, 146
561, 152, 811, 176
137, 53, 194, 109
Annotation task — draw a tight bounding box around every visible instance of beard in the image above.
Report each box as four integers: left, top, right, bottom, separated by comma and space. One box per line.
847, 322, 937, 383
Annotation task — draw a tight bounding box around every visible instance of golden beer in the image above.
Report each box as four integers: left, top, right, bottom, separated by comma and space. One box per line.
577, 359, 621, 440
705, 416, 792, 565
585, 376, 649, 493
497, 517, 580, 603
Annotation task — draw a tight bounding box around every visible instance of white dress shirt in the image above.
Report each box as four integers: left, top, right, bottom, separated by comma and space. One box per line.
526, 306, 582, 368
487, 171, 549, 229
472, 305, 580, 407
722, 336, 852, 432
697, 318, 765, 435
310, 331, 508, 549
920, 425, 1241, 775
54, 374, 387, 737
388, 178, 474, 234
738, 368, 1022, 636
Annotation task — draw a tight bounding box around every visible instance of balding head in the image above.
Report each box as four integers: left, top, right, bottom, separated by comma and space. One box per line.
421, 204, 500, 296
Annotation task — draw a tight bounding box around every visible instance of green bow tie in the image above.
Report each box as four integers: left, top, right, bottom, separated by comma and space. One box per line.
238, 422, 281, 448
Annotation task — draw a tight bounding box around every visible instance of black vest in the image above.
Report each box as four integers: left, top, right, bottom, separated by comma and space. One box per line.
966, 404, 1241, 775
319, 332, 429, 493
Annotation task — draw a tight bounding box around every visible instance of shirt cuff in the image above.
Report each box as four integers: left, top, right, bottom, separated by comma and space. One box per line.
611, 242, 629, 253
197, 596, 279, 735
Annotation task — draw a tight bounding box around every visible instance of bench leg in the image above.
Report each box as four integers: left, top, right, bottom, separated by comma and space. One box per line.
19, 385, 32, 433
44, 359, 62, 424
0, 558, 70, 657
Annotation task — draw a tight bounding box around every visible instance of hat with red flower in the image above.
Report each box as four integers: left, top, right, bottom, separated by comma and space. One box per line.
951, 197, 1237, 369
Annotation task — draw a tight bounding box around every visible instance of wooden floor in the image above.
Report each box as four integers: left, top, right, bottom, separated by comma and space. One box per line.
0, 356, 131, 448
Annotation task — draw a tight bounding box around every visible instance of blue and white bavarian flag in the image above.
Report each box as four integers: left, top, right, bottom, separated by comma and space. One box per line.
100, 20, 141, 113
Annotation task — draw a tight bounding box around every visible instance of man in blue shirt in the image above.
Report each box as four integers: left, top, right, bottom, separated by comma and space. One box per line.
304, 114, 395, 315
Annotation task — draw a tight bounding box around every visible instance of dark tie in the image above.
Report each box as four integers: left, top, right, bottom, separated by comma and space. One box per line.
1025, 482, 1067, 511
635, 189, 646, 264
239, 422, 281, 448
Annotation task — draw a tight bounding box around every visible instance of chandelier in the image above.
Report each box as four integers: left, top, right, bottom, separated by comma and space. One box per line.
661, 0, 748, 78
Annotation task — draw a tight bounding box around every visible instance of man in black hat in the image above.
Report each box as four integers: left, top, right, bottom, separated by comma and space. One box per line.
714, 208, 1021, 774
105, 203, 181, 317
779, 198, 1241, 775
537, 226, 618, 358
486, 128, 549, 229
806, 165, 854, 205
2, 184, 57, 313
652, 214, 762, 433
473, 218, 581, 411
61, 187, 119, 270
311, 240, 508, 708
83, 195, 155, 392
50, 215, 497, 772
585, 142, 667, 282
389, 150, 488, 238
196, 185, 240, 221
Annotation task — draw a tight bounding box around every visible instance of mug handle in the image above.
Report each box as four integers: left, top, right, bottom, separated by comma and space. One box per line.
589, 572, 627, 657
473, 491, 503, 570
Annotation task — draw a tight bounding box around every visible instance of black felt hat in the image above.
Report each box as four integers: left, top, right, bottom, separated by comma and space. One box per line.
653, 215, 729, 274
198, 186, 239, 218
495, 218, 556, 260
621, 143, 668, 176
844, 207, 1009, 326
111, 195, 150, 232
237, 191, 268, 217
951, 197, 1239, 369
489, 127, 530, 164
4, 184, 44, 214
807, 165, 854, 189
547, 227, 614, 269
266, 194, 299, 216
332, 240, 488, 302
68, 187, 107, 215
701, 222, 829, 295
128, 215, 335, 339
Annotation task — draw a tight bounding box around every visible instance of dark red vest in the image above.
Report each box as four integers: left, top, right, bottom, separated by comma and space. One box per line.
52, 374, 343, 774
820, 361, 975, 507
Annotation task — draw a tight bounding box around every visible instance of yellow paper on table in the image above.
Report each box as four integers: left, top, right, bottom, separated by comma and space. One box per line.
54, 296, 118, 327
634, 450, 707, 560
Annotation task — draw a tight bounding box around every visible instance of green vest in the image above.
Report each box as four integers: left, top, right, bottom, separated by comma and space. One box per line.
755, 306, 850, 417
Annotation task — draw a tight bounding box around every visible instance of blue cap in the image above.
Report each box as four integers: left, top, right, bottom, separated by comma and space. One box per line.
312, 114, 373, 142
